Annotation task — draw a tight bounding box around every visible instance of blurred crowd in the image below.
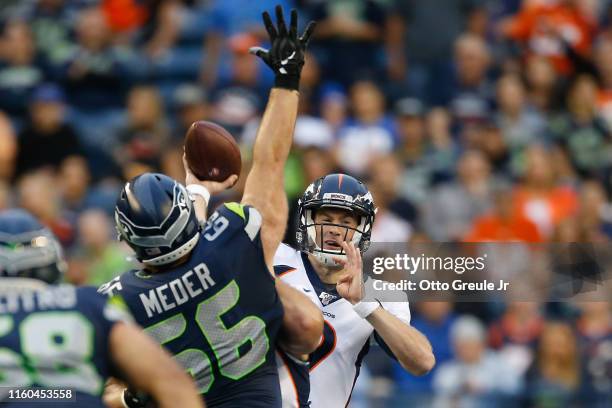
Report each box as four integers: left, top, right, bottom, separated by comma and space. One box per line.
0, 0, 610, 406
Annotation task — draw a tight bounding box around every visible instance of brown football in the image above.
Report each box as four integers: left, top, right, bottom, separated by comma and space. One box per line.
184, 121, 242, 182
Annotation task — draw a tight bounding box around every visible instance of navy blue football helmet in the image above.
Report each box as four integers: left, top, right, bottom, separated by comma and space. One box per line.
115, 173, 200, 266
0, 209, 66, 283
296, 173, 376, 266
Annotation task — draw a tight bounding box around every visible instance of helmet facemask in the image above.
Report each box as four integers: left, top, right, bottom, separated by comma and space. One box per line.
298, 206, 373, 268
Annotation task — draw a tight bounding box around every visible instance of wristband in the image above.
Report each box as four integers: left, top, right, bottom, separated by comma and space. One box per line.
186, 184, 210, 205
352, 301, 380, 319
274, 75, 300, 91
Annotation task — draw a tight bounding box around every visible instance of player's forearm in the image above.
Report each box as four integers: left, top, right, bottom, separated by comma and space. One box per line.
242, 88, 298, 222
276, 279, 324, 355
366, 308, 435, 376
252, 88, 299, 170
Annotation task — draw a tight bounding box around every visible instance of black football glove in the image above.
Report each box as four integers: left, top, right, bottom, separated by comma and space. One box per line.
122, 388, 155, 408
250, 5, 316, 91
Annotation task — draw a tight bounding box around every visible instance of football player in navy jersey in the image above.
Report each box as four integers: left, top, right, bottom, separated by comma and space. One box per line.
99, 6, 323, 408
0, 209, 203, 408
274, 174, 436, 408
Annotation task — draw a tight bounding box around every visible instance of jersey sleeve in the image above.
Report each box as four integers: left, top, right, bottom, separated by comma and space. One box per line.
80, 287, 134, 328
273, 243, 301, 277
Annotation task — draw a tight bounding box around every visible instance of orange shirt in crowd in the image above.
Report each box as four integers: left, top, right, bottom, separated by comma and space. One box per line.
511, 186, 578, 238
503, 0, 596, 74
464, 213, 543, 243
102, 0, 148, 32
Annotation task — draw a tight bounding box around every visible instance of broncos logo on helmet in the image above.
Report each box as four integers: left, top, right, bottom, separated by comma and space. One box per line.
115, 173, 201, 266
0, 209, 66, 284
296, 173, 376, 266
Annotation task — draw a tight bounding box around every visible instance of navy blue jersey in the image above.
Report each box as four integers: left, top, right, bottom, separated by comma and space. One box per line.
0, 284, 130, 407
99, 203, 284, 407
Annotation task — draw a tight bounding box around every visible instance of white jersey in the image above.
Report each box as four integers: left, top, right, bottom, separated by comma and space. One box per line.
274, 244, 411, 408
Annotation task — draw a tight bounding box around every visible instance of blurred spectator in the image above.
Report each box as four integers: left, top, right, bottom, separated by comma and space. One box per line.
548, 215, 605, 299
58, 155, 118, 216
294, 116, 335, 152
594, 37, 612, 129
15, 83, 82, 179
202, 0, 291, 86
464, 181, 542, 242
525, 55, 563, 115
574, 301, 612, 403
549, 74, 612, 178
23, 0, 79, 68
172, 83, 209, 138
525, 321, 583, 407
61, 7, 132, 111
395, 98, 426, 161
386, 0, 484, 103
433, 315, 522, 406
424, 107, 460, 183
318, 84, 348, 135
578, 180, 612, 242
447, 34, 494, 125
137, 0, 182, 60
0, 111, 17, 181
394, 302, 457, 401
488, 302, 543, 381
306, 0, 387, 87
211, 33, 266, 137
423, 150, 493, 241
115, 85, 170, 180
500, 0, 596, 75
336, 80, 397, 176
489, 301, 543, 348
368, 155, 413, 242
59, 155, 91, 213
297, 51, 322, 115
495, 74, 547, 153
396, 100, 459, 204
0, 20, 45, 119
73, 209, 132, 286
512, 145, 578, 238
17, 170, 74, 246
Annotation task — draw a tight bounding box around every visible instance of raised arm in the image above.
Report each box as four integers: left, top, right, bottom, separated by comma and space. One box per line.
241, 6, 315, 269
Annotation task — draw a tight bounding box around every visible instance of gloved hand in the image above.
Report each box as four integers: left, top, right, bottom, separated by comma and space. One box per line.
250, 5, 316, 91
122, 388, 154, 408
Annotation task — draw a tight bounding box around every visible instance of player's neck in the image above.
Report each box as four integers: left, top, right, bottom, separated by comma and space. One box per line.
307, 254, 345, 285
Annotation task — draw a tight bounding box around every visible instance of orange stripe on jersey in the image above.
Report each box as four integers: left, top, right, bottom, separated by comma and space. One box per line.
277, 268, 296, 278
278, 351, 300, 408
309, 320, 337, 372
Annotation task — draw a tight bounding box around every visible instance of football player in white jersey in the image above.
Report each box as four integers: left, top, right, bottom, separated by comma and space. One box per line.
274, 173, 435, 408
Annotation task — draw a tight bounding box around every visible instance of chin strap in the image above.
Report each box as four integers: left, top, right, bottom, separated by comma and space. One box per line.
313, 251, 346, 267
